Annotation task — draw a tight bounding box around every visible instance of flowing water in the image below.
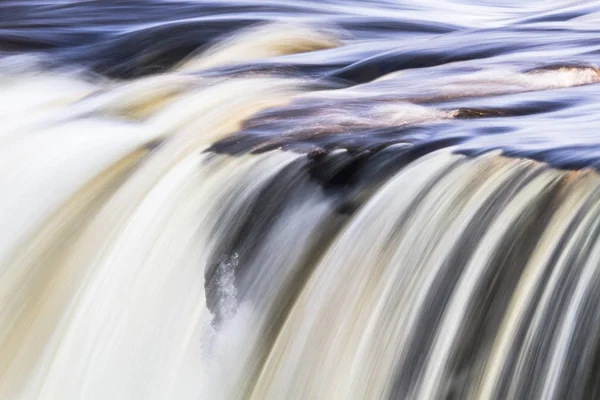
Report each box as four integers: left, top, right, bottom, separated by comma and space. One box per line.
2, 0, 600, 399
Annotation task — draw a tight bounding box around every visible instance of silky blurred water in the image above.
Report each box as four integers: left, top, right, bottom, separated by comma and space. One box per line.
7, 0, 600, 165
3, 1, 600, 399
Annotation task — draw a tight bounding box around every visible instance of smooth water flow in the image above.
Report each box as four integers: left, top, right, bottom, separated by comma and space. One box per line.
2, 0, 600, 399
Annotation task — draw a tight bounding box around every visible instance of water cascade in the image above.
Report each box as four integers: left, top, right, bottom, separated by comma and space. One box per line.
2, 1, 600, 399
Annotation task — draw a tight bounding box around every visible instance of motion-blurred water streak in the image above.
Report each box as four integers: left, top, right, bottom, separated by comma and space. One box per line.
2, 0, 600, 399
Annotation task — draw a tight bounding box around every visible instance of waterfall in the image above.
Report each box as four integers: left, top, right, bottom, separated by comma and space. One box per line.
3, 3, 600, 399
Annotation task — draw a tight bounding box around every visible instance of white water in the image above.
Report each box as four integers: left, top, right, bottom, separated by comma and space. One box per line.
2, 18, 600, 400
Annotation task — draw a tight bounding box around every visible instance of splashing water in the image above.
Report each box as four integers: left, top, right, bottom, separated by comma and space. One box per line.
216, 254, 239, 325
